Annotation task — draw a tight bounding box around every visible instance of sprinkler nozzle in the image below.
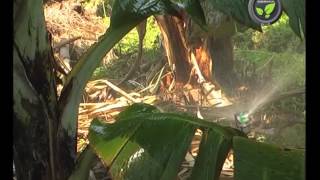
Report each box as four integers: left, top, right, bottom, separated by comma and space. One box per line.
234, 112, 252, 133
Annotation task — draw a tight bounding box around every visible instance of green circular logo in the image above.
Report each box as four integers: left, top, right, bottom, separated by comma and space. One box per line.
248, 0, 282, 25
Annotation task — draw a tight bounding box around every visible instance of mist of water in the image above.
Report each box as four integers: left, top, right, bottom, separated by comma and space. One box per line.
209, 57, 304, 122
247, 59, 304, 116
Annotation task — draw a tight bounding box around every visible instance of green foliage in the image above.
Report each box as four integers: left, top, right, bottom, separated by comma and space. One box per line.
234, 50, 305, 100
199, 1, 238, 38
86, 103, 304, 180
89, 103, 245, 180
266, 124, 305, 148
271, 52, 305, 88
91, 61, 128, 80
281, 0, 305, 38
233, 15, 305, 115
189, 128, 236, 180
114, 29, 139, 55
91, 17, 162, 80
271, 95, 305, 114
114, 17, 161, 55
232, 17, 305, 119
233, 14, 305, 53
109, 0, 180, 30
144, 17, 162, 52
233, 137, 305, 180
207, 0, 261, 30
182, 0, 208, 31
68, 147, 96, 180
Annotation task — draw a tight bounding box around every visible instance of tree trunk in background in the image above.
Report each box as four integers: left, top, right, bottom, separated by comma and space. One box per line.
208, 36, 238, 89
14, 0, 75, 179
155, 14, 231, 106
155, 15, 191, 87
194, 41, 213, 82
155, 15, 213, 87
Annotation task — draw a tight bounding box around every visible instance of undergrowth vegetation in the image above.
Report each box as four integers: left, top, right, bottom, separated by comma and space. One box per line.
233, 14, 305, 114
92, 16, 162, 80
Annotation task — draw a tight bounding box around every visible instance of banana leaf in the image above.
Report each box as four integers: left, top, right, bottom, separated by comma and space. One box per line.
87, 104, 305, 180
89, 103, 245, 180
208, 0, 261, 31
281, 0, 305, 38
233, 136, 305, 180
207, 0, 305, 38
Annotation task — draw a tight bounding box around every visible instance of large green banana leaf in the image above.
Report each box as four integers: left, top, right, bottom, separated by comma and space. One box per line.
233, 136, 305, 180
281, 0, 305, 38
206, 0, 305, 38
89, 103, 246, 180
207, 0, 261, 30
87, 103, 305, 180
